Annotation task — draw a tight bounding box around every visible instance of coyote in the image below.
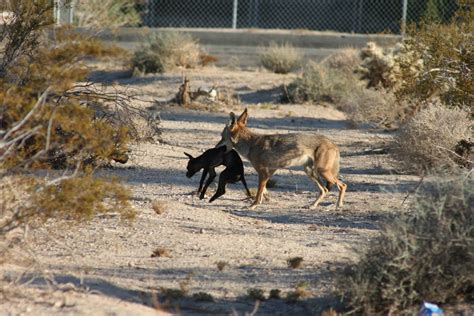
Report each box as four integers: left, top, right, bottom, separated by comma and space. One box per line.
217, 109, 347, 209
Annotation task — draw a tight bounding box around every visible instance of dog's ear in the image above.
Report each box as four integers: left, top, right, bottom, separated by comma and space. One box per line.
184, 152, 193, 159
237, 108, 248, 126
229, 112, 236, 126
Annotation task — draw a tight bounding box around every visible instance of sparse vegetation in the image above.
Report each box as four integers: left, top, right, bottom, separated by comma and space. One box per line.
260, 42, 303, 74
286, 281, 310, 303
132, 31, 204, 74
321, 47, 360, 75
390, 103, 471, 174
247, 288, 266, 301
0, 0, 136, 236
285, 62, 356, 104
193, 292, 214, 302
287, 257, 304, 269
338, 172, 474, 314
269, 289, 281, 299
216, 261, 228, 271
151, 247, 171, 258
151, 200, 167, 215
74, 0, 140, 28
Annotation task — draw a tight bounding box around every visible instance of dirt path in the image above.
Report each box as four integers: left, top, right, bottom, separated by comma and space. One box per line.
1, 67, 419, 315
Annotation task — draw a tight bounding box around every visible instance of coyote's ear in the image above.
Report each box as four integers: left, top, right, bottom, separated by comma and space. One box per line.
184, 152, 193, 159
237, 108, 248, 126
229, 112, 236, 126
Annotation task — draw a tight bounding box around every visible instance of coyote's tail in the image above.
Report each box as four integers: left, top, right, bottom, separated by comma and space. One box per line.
325, 150, 340, 191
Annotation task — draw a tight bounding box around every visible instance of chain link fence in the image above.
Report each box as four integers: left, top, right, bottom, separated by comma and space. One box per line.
140, 0, 459, 34
59, 0, 459, 35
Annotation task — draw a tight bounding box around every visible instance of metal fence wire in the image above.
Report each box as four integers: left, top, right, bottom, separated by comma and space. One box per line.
57, 0, 460, 35
140, 0, 459, 34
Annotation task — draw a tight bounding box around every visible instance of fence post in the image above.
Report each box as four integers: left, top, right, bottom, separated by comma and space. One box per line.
232, 0, 238, 29
401, 0, 408, 36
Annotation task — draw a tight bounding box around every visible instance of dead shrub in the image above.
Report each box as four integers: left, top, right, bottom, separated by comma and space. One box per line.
247, 288, 266, 301
286, 281, 310, 303
151, 200, 167, 215
321, 48, 360, 75
74, 0, 140, 28
339, 87, 403, 128
216, 261, 228, 271
287, 257, 304, 269
151, 247, 171, 258
390, 103, 472, 174
132, 31, 203, 74
260, 42, 303, 74
285, 62, 356, 104
338, 172, 474, 314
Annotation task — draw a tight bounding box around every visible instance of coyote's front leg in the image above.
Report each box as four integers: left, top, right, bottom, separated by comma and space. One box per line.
249, 168, 275, 209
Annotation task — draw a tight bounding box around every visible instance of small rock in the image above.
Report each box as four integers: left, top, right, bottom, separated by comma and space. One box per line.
199, 228, 205, 234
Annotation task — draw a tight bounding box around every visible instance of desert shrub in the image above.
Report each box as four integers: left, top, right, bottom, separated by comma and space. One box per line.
132, 31, 203, 74
0, 0, 135, 235
260, 42, 303, 74
355, 42, 398, 89
339, 87, 404, 128
321, 48, 360, 75
338, 172, 474, 314
74, 0, 140, 28
285, 62, 356, 103
390, 103, 471, 174
394, 9, 473, 114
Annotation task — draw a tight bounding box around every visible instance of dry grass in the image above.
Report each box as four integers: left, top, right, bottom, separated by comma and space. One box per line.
151, 247, 171, 258
151, 200, 167, 215
338, 172, 474, 314
390, 103, 472, 174
216, 261, 228, 271
260, 42, 303, 74
339, 87, 402, 128
286, 281, 310, 303
287, 257, 304, 269
321, 48, 360, 75
132, 31, 203, 74
285, 62, 356, 104
74, 0, 140, 28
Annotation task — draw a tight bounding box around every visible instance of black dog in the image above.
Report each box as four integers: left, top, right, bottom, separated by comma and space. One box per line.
184, 146, 251, 202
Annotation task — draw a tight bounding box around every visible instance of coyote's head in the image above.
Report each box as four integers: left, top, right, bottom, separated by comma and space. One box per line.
217, 108, 248, 150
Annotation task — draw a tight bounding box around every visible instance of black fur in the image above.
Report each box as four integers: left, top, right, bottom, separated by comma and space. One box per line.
185, 146, 251, 202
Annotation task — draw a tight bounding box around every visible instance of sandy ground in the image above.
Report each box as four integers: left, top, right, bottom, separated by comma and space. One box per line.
0, 66, 420, 315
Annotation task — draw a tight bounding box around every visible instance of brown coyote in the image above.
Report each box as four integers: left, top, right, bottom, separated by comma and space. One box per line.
218, 109, 347, 209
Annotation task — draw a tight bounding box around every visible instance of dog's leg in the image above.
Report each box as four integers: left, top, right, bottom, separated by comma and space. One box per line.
240, 174, 252, 198
197, 168, 208, 194
209, 170, 228, 202
200, 168, 216, 200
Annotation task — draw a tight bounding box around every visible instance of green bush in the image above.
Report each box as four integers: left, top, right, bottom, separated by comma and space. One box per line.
338, 172, 474, 314
260, 42, 303, 74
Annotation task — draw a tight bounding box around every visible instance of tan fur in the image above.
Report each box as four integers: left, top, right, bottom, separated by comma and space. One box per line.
218, 109, 347, 209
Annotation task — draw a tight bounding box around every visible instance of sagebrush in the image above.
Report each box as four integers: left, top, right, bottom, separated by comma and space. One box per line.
132, 31, 204, 74
260, 42, 303, 74
338, 172, 474, 314
390, 103, 472, 174
74, 0, 140, 28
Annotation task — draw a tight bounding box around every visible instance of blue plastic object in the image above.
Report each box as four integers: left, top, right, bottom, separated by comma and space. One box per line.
420, 302, 444, 316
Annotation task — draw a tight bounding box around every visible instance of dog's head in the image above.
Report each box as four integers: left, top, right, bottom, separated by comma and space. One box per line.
184, 152, 199, 178
217, 108, 248, 150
